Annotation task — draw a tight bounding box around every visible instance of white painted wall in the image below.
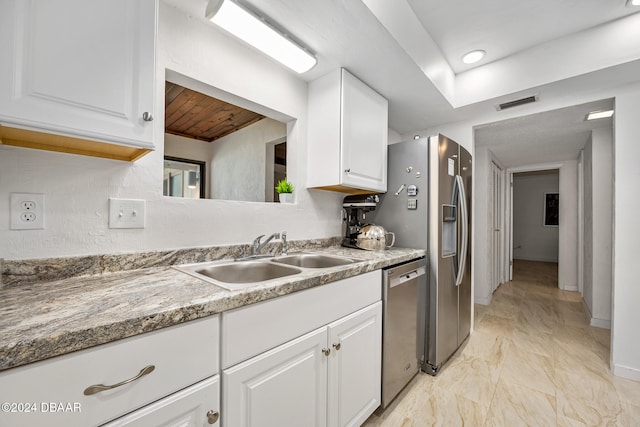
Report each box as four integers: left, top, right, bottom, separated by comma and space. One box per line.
589, 127, 613, 328
512, 171, 559, 262
0, 2, 343, 260
209, 118, 286, 202
471, 145, 493, 305
611, 84, 640, 380
582, 127, 613, 328
558, 160, 578, 291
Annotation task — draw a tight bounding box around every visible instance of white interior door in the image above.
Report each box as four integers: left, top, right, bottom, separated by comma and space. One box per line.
491, 162, 503, 292
508, 173, 514, 281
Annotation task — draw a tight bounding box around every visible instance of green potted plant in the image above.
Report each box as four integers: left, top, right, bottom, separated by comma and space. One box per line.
275, 178, 294, 203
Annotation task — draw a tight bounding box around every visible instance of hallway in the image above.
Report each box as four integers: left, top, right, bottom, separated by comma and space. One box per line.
364, 260, 640, 426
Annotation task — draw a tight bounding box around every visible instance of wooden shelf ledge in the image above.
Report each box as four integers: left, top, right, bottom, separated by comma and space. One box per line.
0, 125, 152, 162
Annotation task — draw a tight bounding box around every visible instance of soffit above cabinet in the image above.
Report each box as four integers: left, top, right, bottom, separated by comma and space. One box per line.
165, 82, 265, 142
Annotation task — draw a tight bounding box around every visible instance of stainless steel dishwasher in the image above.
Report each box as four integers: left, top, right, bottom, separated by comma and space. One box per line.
380, 258, 427, 409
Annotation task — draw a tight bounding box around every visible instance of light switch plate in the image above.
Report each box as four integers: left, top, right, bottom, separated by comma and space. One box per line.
109, 198, 145, 229
10, 193, 45, 230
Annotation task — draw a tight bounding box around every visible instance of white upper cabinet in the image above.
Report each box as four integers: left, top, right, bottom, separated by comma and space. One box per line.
308, 68, 388, 193
0, 0, 157, 161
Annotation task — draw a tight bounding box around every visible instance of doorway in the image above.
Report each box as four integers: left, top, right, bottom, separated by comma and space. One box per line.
507, 166, 561, 285
265, 138, 287, 202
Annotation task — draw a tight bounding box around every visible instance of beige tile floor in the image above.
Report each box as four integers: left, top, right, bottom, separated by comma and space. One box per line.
364, 260, 640, 426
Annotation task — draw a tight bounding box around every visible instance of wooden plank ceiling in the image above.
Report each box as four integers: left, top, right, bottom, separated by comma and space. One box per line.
165, 82, 265, 142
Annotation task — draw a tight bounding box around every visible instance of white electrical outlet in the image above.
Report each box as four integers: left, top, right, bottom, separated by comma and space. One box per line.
109, 198, 146, 229
10, 193, 45, 230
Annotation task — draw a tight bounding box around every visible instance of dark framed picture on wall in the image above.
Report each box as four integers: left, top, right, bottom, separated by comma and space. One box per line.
543, 192, 559, 227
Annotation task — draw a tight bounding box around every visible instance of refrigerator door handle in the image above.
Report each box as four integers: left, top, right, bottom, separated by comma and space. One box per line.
455, 174, 468, 286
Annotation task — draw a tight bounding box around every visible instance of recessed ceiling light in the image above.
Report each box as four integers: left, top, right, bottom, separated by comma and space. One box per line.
462, 50, 486, 64
626, 0, 640, 7
586, 110, 614, 121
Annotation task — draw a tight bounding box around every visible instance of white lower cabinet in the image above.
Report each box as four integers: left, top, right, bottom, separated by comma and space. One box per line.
223, 327, 328, 427
327, 303, 382, 427
0, 316, 219, 427
223, 302, 382, 427
103, 376, 220, 427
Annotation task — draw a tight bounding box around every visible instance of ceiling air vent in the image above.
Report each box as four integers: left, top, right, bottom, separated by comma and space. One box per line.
496, 96, 537, 111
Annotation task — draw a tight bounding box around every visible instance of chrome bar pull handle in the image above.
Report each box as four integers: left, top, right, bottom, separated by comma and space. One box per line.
455, 174, 469, 287
83, 365, 155, 395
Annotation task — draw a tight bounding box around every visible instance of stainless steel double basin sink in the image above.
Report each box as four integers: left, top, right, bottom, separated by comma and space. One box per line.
175, 252, 359, 290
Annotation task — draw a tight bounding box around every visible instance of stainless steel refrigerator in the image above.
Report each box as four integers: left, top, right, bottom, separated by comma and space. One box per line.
371, 134, 472, 375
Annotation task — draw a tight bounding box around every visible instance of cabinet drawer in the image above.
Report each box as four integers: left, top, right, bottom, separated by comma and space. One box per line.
221, 271, 381, 369
0, 316, 219, 427
103, 375, 219, 427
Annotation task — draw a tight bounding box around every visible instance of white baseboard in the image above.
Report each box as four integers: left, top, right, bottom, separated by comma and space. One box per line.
590, 317, 611, 329
562, 284, 579, 291
581, 300, 611, 329
613, 364, 640, 382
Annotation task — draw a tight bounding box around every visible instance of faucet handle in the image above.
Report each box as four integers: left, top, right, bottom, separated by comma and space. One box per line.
252, 234, 265, 248
250, 234, 267, 257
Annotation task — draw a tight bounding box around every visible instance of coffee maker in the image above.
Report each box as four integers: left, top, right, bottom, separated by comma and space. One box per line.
342, 194, 379, 249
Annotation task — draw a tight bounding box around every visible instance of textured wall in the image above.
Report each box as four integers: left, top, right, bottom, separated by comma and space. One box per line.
211, 118, 286, 202
0, 2, 343, 260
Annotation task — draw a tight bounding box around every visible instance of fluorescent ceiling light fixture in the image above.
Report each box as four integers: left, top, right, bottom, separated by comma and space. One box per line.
627, 0, 640, 7
206, 0, 317, 74
462, 50, 486, 64
586, 110, 614, 120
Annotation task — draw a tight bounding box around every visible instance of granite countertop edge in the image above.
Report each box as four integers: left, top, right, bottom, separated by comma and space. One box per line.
0, 247, 425, 372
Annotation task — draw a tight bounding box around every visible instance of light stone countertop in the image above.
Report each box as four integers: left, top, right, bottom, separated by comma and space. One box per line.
0, 247, 425, 372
